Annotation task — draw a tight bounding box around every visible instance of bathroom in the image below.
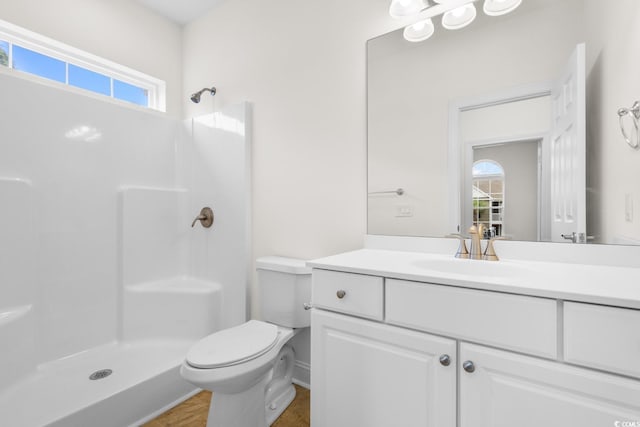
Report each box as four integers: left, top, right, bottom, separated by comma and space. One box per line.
1, 0, 640, 426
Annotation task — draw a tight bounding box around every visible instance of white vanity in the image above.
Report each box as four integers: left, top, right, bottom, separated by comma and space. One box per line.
309, 237, 640, 427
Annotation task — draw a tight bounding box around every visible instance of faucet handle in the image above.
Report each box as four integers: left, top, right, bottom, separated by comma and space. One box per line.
483, 236, 507, 261
446, 233, 470, 259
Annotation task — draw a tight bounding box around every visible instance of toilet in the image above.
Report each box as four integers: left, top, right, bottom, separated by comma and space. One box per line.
180, 256, 311, 427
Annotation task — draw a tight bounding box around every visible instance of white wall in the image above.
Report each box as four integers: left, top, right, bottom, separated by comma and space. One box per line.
584, 0, 640, 244
0, 0, 183, 117
459, 97, 551, 143
182, 0, 397, 318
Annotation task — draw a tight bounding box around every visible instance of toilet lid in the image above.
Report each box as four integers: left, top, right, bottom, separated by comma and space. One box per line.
186, 320, 279, 369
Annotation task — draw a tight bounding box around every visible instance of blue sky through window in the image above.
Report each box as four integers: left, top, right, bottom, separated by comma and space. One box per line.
473, 160, 505, 177
114, 79, 148, 107
7, 42, 150, 107
68, 64, 110, 96
1, 21, 162, 110
13, 45, 66, 83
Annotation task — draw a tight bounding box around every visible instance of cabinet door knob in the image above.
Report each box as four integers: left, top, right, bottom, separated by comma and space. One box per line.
462, 360, 475, 373
439, 354, 451, 366
336, 290, 346, 299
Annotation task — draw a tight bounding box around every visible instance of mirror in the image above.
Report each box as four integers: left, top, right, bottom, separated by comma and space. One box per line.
367, 0, 640, 245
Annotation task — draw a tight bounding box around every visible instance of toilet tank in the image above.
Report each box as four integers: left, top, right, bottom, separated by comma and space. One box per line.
256, 256, 312, 328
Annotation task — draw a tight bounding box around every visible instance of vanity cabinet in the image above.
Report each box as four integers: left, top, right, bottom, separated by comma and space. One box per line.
459, 343, 640, 427
310, 269, 640, 427
311, 309, 456, 427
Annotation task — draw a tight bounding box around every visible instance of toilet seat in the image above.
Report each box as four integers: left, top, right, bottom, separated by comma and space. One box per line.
186, 320, 279, 369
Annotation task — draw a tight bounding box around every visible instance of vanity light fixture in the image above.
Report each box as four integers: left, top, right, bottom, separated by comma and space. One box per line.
404, 18, 436, 42
483, 0, 522, 16
390, 0, 523, 42
442, 3, 477, 30
389, 0, 428, 18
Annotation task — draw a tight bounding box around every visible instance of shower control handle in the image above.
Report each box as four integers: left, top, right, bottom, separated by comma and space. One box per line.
191, 215, 205, 227
191, 207, 214, 228
336, 290, 346, 299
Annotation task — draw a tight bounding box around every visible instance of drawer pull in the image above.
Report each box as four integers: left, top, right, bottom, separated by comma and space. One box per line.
463, 361, 475, 373
336, 290, 346, 299
439, 354, 451, 367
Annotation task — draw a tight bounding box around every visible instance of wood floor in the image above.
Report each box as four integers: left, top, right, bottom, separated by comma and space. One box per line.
143, 384, 310, 427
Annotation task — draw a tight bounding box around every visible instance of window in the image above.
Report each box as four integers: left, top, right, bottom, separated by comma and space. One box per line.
13, 45, 66, 83
68, 64, 110, 96
472, 160, 505, 237
113, 79, 149, 107
0, 19, 165, 111
0, 40, 8, 66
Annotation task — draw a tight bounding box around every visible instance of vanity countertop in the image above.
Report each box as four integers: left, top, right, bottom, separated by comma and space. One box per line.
308, 249, 640, 310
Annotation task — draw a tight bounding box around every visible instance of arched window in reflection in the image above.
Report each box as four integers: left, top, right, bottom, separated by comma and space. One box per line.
472, 160, 504, 237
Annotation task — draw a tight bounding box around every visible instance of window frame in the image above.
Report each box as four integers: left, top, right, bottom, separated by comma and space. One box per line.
0, 19, 166, 112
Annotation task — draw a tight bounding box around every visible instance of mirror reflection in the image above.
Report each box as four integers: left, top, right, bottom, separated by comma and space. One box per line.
367, 0, 640, 245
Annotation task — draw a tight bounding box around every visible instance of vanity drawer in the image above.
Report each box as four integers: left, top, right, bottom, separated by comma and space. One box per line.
564, 302, 640, 379
386, 279, 558, 359
312, 269, 384, 320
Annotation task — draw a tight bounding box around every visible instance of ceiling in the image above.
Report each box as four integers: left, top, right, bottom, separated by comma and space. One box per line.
134, 0, 228, 25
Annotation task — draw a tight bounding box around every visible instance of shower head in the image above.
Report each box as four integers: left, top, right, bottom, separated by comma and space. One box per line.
190, 86, 217, 103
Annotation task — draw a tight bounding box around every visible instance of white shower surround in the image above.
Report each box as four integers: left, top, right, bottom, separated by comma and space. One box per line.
0, 71, 251, 426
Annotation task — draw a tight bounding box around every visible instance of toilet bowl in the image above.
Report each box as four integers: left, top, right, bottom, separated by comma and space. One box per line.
180, 256, 311, 427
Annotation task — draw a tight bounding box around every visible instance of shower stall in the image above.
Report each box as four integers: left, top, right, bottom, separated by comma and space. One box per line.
0, 73, 251, 426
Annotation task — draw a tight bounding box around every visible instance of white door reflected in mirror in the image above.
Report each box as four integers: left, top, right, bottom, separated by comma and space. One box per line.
456, 44, 586, 243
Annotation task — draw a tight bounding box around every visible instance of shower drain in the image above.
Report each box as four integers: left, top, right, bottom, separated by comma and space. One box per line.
89, 369, 113, 380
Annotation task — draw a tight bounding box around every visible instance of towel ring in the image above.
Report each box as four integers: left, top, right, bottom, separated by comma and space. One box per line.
618, 101, 640, 149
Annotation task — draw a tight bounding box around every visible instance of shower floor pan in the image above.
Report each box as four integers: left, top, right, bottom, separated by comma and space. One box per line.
0, 339, 197, 427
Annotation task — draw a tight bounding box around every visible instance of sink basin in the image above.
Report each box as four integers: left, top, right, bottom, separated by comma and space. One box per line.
411, 257, 528, 279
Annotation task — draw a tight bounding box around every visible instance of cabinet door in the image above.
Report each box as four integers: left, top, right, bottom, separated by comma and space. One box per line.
460, 343, 640, 427
311, 310, 456, 427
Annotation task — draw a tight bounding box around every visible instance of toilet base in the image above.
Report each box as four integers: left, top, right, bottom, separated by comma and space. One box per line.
265, 384, 296, 426
204, 378, 297, 427
206, 375, 270, 427
265, 345, 297, 425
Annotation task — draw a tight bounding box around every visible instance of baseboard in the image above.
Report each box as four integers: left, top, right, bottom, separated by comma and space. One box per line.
292, 360, 310, 389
